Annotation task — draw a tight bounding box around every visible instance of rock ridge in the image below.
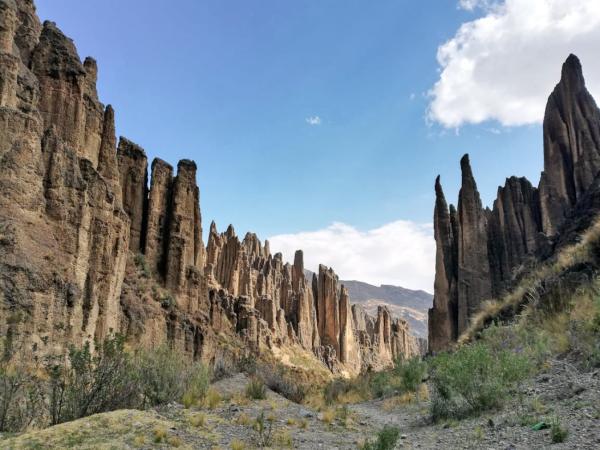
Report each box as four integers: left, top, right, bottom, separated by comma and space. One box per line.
429, 54, 600, 352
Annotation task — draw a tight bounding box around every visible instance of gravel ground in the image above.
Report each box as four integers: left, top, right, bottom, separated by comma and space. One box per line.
3, 360, 599, 449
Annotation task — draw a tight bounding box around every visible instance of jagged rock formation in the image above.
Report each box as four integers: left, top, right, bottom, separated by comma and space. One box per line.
0, 0, 416, 374
429, 54, 600, 352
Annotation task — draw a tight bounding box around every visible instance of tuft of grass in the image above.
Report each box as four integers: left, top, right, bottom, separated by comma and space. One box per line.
189, 412, 206, 428
230, 439, 246, 450
360, 425, 401, 450
245, 376, 267, 400
132, 435, 145, 447
550, 416, 568, 443
231, 391, 250, 406
236, 412, 251, 426
167, 435, 183, 447
204, 388, 222, 409
273, 429, 293, 448
153, 426, 167, 443
320, 408, 335, 424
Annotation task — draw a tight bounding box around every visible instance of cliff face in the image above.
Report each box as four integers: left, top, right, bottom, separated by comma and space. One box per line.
0, 0, 416, 374
429, 54, 600, 352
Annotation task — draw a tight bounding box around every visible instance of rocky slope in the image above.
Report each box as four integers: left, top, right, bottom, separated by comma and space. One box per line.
0, 0, 416, 376
429, 54, 600, 353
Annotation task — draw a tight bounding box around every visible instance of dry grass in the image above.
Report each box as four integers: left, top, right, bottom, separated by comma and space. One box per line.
204, 388, 222, 409
152, 426, 167, 443
320, 408, 335, 424
189, 412, 207, 428
273, 429, 293, 447
460, 217, 600, 344
230, 439, 246, 450
236, 412, 251, 426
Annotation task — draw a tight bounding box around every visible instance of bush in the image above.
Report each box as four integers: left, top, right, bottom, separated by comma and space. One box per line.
259, 364, 306, 403
394, 357, 427, 399
0, 362, 44, 432
323, 379, 352, 405
429, 342, 531, 421
1, 335, 212, 430
361, 425, 400, 450
369, 371, 395, 398
245, 377, 267, 400
47, 334, 140, 424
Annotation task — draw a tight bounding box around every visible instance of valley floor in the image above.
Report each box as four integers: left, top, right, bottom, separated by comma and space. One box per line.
2, 360, 599, 450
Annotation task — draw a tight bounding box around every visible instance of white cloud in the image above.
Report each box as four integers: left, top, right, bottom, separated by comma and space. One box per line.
268, 221, 435, 292
305, 115, 321, 126
429, 0, 600, 128
458, 0, 498, 11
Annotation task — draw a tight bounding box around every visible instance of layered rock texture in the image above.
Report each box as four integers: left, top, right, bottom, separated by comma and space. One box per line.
429, 54, 600, 353
0, 0, 416, 374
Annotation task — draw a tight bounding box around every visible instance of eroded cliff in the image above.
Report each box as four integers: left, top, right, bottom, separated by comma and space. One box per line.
0, 0, 416, 375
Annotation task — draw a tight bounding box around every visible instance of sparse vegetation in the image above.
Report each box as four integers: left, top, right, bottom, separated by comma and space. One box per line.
0, 334, 211, 432
252, 411, 275, 448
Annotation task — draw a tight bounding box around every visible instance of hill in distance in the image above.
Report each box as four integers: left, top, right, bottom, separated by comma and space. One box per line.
304, 270, 433, 339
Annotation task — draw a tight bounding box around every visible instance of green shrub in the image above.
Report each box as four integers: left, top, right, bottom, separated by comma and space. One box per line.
245, 377, 267, 400
568, 295, 600, 368
160, 294, 176, 309
369, 371, 395, 398
394, 357, 427, 398
134, 253, 151, 278
360, 425, 400, 450
550, 416, 568, 443
430, 342, 531, 421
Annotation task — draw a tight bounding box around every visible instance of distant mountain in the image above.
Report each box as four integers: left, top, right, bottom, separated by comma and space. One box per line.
304, 270, 432, 339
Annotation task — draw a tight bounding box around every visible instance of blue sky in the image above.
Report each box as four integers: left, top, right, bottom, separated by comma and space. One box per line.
34, 0, 600, 290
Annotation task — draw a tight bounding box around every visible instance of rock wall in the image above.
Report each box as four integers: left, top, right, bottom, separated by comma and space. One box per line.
0, 0, 417, 374
429, 54, 600, 352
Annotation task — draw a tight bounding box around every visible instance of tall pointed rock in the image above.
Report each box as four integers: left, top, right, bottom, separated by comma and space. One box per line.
457, 154, 491, 334
428, 176, 458, 353
540, 54, 600, 234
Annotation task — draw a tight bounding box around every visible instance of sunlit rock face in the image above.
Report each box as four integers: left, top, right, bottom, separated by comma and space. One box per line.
0, 0, 417, 374
429, 54, 600, 353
